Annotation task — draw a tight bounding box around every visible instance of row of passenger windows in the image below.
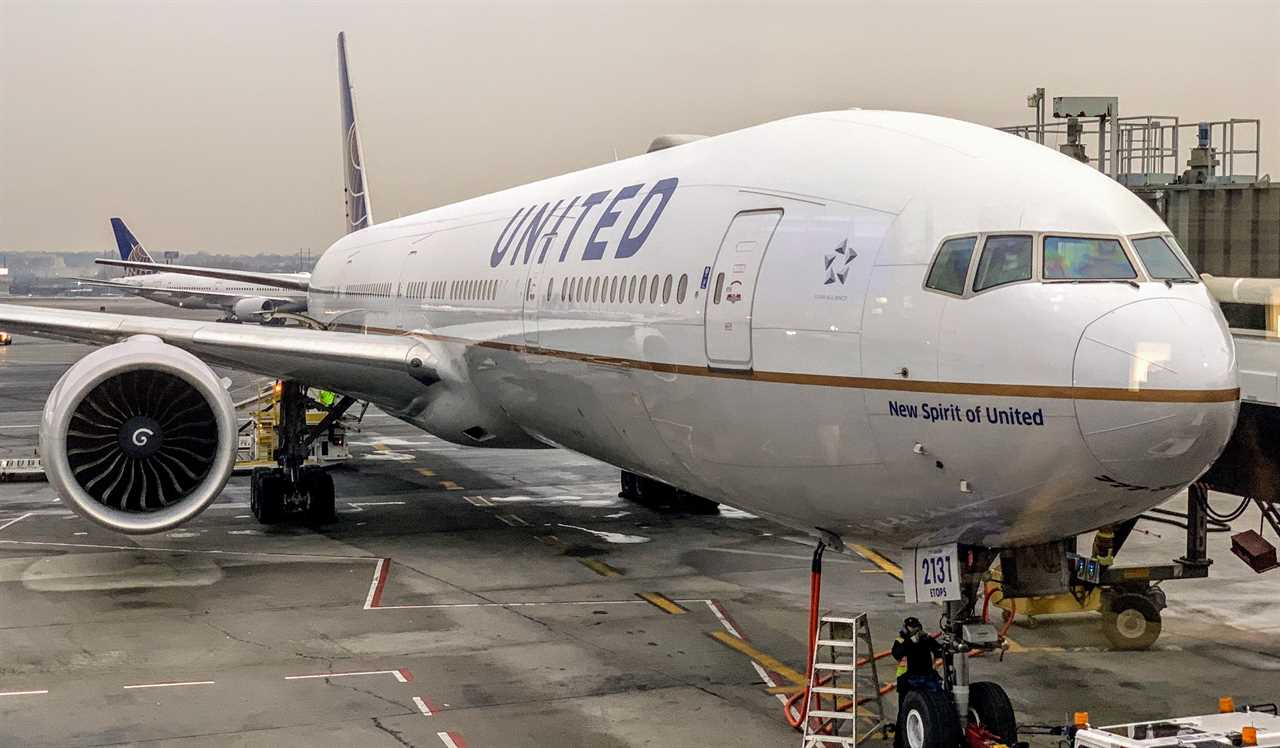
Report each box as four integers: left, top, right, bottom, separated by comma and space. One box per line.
344, 281, 394, 298
404, 279, 498, 301
925, 233, 1194, 296
547, 273, 690, 306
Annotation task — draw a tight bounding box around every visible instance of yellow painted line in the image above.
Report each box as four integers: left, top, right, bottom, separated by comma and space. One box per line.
440, 480, 464, 491
415, 468, 436, 477
766, 684, 805, 695
536, 534, 562, 547
849, 544, 901, 580
708, 630, 807, 686
636, 592, 687, 615
374, 442, 388, 451
860, 569, 893, 574
578, 559, 622, 577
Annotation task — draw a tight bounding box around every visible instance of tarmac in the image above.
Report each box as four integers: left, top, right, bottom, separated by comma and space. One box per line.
1, 297, 1277, 747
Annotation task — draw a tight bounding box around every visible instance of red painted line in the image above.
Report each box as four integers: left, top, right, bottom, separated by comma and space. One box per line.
437, 731, 467, 748
707, 599, 747, 640
413, 696, 441, 716
397, 667, 414, 683
365, 558, 392, 609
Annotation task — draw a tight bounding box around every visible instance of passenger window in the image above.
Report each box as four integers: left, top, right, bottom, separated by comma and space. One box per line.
662, 274, 672, 303
638, 275, 648, 302
925, 236, 976, 295
676, 274, 688, 303
629, 275, 637, 303
561, 277, 568, 301
1044, 236, 1136, 279
591, 276, 600, 303
713, 272, 725, 304
974, 235, 1033, 291
610, 276, 619, 303
1132, 236, 1194, 280
650, 274, 659, 303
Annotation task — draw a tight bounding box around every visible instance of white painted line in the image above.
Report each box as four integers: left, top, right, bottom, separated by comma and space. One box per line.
284, 669, 408, 682
437, 732, 464, 748
462, 495, 494, 507
364, 558, 388, 610
123, 680, 215, 690
0, 689, 49, 697
0, 539, 376, 562
0, 513, 33, 533
413, 696, 433, 716
704, 600, 744, 639
0, 424, 38, 429
494, 513, 528, 527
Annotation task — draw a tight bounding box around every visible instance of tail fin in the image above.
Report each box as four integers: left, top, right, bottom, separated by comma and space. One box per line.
110, 218, 156, 275
337, 32, 374, 233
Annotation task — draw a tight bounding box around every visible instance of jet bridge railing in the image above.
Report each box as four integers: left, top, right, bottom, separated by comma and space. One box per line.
998, 116, 1262, 186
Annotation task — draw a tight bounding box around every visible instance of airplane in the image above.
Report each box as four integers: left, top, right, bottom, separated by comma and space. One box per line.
0, 32, 1239, 739
78, 217, 311, 323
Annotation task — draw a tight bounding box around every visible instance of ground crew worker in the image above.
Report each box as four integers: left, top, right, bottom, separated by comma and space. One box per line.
892, 616, 944, 747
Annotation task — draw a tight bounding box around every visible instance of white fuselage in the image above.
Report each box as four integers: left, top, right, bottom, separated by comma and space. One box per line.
120, 272, 309, 314
304, 110, 1238, 549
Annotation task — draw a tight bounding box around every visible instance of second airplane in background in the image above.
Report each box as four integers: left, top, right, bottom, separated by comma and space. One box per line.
82, 218, 311, 323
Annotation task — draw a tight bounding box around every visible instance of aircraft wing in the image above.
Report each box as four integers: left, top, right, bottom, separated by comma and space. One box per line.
0, 304, 438, 401
93, 259, 311, 292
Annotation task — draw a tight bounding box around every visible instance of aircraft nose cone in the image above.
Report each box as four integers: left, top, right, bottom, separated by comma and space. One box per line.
1073, 298, 1238, 488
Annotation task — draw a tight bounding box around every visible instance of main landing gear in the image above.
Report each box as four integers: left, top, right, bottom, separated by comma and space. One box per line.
249, 381, 354, 526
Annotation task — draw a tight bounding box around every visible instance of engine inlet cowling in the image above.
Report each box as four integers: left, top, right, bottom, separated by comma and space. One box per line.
40, 336, 238, 534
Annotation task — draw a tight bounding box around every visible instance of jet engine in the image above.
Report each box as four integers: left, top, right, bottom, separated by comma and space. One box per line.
232, 297, 277, 321
39, 335, 238, 534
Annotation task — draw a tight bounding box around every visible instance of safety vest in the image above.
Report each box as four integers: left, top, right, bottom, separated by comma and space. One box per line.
894, 638, 908, 678
316, 389, 336, 407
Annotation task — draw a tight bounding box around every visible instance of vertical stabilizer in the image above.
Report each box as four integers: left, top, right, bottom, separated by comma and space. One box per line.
337, 32, 374, 233
110, 218, 156, 275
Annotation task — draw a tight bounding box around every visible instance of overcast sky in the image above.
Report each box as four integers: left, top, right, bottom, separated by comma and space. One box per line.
2, 0, 1276, 255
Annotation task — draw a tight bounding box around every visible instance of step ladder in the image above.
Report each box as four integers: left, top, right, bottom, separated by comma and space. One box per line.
800, 613, 889, 747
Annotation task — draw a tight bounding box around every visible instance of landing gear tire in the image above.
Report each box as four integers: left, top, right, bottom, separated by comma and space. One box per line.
1102, 592, 1162, 650
300, 467, 336, 524
969, 681, 1018, 744
250, 467, 286, 524
900, 690, 960, 748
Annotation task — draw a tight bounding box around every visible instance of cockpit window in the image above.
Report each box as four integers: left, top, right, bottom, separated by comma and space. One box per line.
925, 236, 976, 295
1132, 236, 1195, 280
1043, 236, 1136, 280
973, 235, 1033, 291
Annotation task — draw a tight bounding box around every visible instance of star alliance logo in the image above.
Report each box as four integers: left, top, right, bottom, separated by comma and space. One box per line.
823, 239, 856, 285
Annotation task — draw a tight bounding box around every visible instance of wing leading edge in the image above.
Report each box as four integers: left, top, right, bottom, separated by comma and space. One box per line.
0, 304, 438, 408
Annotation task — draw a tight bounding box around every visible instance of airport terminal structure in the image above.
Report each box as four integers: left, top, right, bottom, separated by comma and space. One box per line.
1, 32, 1278, 748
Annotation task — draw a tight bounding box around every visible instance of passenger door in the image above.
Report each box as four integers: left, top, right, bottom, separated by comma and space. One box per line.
704, 210, 782, 369
521, 259, 546, 345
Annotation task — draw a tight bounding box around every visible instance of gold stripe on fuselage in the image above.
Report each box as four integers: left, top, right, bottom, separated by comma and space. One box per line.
331, 323, 1240, 404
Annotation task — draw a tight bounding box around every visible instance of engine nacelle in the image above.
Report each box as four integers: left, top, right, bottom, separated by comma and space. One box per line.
232, 297, 276, 321
39, 336, 238, 534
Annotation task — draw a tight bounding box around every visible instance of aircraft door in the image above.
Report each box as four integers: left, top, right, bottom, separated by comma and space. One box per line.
522, 259, 546, 344
703, 210, 782, 369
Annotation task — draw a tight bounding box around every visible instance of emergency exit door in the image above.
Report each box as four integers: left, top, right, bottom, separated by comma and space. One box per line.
703, 210, 782, 369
